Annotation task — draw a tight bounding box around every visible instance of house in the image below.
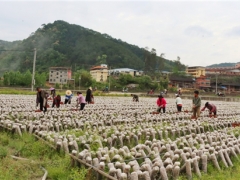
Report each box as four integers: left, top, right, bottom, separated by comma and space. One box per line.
210, 82, 240, 93
90, 64, 108, 82
109, 68, 143, 77
186, 66, 205, 77
195, 75, 211, 89
49, 67, 72, 84
169, 76, 195, 88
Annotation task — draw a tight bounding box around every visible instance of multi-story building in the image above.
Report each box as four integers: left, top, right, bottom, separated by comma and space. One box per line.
186, 66, 205, 77
90, 64, 108, 82
49, 67, 72, 84
195, 75, 211, 89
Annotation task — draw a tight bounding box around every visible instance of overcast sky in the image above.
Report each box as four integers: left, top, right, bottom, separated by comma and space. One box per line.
1, 0, 240, 66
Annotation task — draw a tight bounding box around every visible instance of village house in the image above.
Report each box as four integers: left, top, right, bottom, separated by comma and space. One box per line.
186, 66, 205, 77
90, 64, 109, 82
49, 67, 72, 84
169, 75, 195, 89
195, 75, 211, 90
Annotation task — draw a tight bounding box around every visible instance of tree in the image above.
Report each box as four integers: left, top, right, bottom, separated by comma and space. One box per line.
144, 48, 157, 76
96, 54, 107, 65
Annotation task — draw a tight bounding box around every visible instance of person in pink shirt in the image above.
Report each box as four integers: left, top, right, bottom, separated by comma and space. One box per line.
157, 95, 167, 113
201, 102, 217, 116
76, 92, 86, 110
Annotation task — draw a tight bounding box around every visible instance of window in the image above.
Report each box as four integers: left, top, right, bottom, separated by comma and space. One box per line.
64, 79, 66, 82
60, 79, 61, 82
56, 72, 59, 75
50, 79, 52, 81
60, 75, 62, 77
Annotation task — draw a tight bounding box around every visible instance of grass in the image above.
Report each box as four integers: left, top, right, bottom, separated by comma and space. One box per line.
0, 88, 36, 95
0, 131, 88, 180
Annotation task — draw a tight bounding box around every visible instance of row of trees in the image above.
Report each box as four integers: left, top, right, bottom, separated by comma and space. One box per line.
1, 69, 169, 92
2, 70, 47, 87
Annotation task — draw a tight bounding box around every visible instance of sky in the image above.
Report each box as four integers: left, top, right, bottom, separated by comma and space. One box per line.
1, 0, 240, 67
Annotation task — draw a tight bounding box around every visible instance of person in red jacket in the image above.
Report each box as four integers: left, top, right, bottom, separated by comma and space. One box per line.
157, 95, 167, 113
201, 102, 217, 117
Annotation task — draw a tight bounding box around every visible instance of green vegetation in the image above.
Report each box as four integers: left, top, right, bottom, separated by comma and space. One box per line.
0, 20, 186, 75
207, 62, 237, 67
0, 131, 88, 180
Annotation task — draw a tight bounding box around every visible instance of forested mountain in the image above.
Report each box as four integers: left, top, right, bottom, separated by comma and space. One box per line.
207, 62, 237, 68
0, 20, 186, 74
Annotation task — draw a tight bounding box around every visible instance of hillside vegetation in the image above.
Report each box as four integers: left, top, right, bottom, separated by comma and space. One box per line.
0, 20, 185, 74
207, 62, 237, 68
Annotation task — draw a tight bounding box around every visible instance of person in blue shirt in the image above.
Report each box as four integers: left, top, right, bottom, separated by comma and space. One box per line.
64, 90, 73, 104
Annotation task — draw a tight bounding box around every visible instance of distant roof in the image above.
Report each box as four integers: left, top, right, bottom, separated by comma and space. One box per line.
187, 66, 205, 68
50, 67, 71, 69
109, 68, 137, 72
226, 69, 240, 73
90, 66, 108, 70
169, 75, 195, 82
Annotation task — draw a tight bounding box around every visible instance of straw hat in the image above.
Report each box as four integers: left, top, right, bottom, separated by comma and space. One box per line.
49, 87, 55, 90
65, 90, 72, 96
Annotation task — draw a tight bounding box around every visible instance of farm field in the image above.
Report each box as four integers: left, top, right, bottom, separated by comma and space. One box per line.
1, 95, 240, 180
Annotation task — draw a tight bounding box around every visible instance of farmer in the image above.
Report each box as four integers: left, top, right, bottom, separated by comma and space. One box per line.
131, 94, 139, 102
86, 87, 92, 104
36, 87, 49, 113
76, 92, 86, 110
175, 94, 183, 112
201, 102, 217, 117
192, 90, 201, 119
52, 95, 61, 108
64, 90, 73, 104
157, 94, 167, 113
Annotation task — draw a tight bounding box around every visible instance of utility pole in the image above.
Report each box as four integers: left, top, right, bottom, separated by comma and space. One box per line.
109, 66, 111, 91
31, 48, 37, 91
215, 73, 218, 94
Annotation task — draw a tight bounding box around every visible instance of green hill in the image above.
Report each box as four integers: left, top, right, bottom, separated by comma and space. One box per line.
0, 20, 185, 74
207, 62, 237, 68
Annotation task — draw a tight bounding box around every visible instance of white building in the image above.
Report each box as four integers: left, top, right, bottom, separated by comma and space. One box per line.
109, 68, 143, 76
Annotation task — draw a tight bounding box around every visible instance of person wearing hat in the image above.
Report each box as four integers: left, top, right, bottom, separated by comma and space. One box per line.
49, 87, 56, 99
76, 92, 86, 110
175, 94, 182, 112
156, 94, 167, 113
36, 87, 49, 113
86, 87, 93, 104
64, 90, 73, 104
201, 102, 217, 117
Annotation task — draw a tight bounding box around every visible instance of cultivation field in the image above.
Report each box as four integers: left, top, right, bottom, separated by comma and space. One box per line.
1, 95, 240, 180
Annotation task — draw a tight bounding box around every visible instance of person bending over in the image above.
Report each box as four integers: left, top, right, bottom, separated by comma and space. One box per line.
157, 95, 167, 113
131, 94, 139, 102
201, 102, 217, 117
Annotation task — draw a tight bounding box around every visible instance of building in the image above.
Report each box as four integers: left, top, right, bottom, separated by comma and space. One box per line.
169, 76, 195, 88
186, 66, 205, 77
109, 68, 143, 77
235, 63, 240, 69
195, 75, 211, 89
90, 64, 108, 82
49, 67, 72, 84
